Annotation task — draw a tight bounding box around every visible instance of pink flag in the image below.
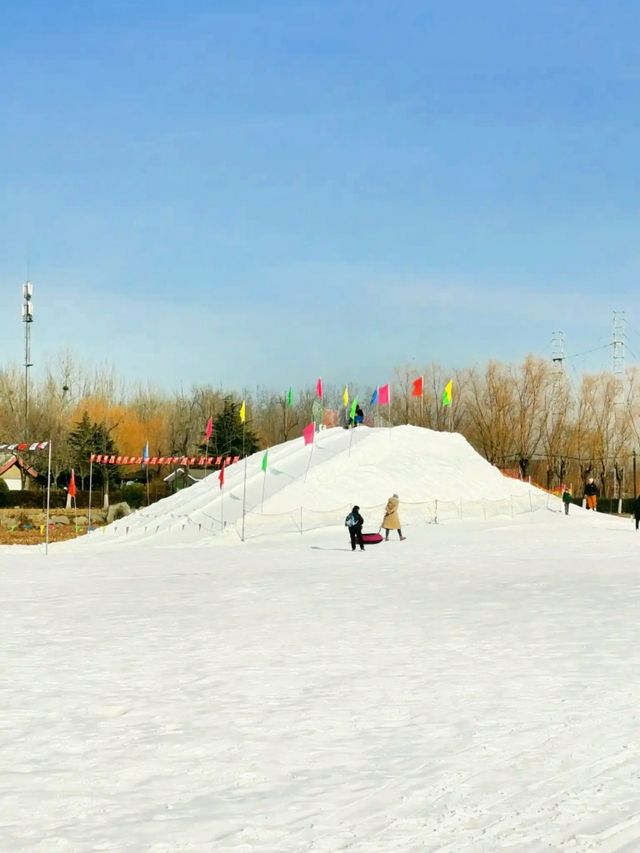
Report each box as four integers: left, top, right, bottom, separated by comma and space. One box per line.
316, 377, 323, 399
204, 416, 213, 441
303, 422, 315, 445
378, 383, 390, 406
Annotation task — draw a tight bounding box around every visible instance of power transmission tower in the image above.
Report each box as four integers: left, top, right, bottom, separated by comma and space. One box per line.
612, 310, 626, 377
611, 311, 627, 503
548, 331, 566, 490
551, 330, 565, 372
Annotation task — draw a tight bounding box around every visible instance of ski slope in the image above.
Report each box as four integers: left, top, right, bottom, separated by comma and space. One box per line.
2, 427, 639, 851
65, 425, 547, 549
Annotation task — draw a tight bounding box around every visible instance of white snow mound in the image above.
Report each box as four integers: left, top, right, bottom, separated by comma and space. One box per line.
62, 426, 551, 550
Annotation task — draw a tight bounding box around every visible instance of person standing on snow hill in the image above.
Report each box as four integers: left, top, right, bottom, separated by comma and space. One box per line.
345, 505, 365, 551
633, 495, 640, 530
381, 494, 406, 541
584, 478, 599, 511
562, 486, 573, 515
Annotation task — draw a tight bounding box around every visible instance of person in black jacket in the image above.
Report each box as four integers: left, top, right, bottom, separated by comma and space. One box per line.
584, 478, 599, 511
633, 495, 640, 530
345, 505, 365, 551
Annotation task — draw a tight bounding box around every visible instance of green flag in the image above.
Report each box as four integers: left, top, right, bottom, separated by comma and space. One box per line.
261, 449, 268, 472
442, 380, 453, 408
286, 387, 294, 407
349, 397, 358, 420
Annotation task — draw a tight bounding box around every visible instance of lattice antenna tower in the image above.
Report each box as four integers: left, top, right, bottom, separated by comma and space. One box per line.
22, 281, 34, 438
612, 310, 626, 377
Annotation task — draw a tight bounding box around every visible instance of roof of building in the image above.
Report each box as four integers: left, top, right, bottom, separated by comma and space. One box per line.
0, 454, 40, 479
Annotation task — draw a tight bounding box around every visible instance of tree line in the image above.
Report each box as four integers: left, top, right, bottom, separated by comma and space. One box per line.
2, 352, 640, 498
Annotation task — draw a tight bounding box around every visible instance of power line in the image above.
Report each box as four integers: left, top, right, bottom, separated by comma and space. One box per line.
563, 342, 613, 361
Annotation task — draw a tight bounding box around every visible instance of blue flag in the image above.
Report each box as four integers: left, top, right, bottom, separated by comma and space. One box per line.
370, 388, 378, 406
142, 441, 149, 465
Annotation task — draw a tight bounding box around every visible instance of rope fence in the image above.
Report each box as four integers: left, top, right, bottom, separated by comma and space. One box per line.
236, 491, 550, 541
97, 490, 554, 544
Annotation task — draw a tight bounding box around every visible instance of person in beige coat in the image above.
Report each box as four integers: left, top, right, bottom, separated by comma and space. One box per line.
381, 493, 406, 541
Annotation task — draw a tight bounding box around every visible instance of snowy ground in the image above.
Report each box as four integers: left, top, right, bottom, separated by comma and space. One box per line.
2, 507, 640, 852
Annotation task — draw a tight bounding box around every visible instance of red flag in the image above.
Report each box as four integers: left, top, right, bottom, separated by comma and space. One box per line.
316, 377, 323, 399
303, 422, 315, 445
204, 416, 213, 441
378, 383, 390, 406
68, 468, 77, 498
218, 462, 225, 490
412, 377, 423, 397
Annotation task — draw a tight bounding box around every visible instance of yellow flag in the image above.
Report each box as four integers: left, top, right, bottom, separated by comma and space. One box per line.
239, 400, 246, 423
343, 386, 349, 407
442, 380, 453, 408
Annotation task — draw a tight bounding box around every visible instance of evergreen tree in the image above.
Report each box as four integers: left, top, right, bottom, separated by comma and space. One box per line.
68, 411, 120, 490
200, 397, 260, 458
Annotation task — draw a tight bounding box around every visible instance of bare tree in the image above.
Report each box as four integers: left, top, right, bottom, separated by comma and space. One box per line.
507, 356, 552, 480
463, 361, 514, 466
539, 366, 573, 489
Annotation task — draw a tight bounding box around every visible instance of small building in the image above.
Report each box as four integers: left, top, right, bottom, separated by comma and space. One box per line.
0, 455, 40, 491
162, 467, 209, 491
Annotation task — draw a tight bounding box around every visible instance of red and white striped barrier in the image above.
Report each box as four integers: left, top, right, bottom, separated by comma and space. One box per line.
0, 441, 49, 451
89, 454, 240, 466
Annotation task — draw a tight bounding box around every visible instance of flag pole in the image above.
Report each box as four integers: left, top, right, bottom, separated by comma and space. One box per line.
241, 422, 247, 542
88, 455, 93, 530
45, 439, 52, 556
303, 424, 315, 483
304, 443, 314, 483
343, 385, 348, 429
348, 398, 356, 456
260, 449, 268, 512
284, 389, 288, 439
220, 474, 224, 532
420, 376, 424, 424
219, 460, 225, 532
317, 377, 323, 428
203, 416, 212, 476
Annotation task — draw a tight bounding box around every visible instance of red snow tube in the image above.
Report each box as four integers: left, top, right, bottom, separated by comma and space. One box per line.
361, 532, 384, 545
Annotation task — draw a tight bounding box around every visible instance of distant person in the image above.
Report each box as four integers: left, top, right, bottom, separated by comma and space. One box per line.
345, 505, 365, 551
633, 495, 640, 531
562, 486, 573, 515
584, 478, 599, 511
354, 405, 364, 426
381, 493, 405, 541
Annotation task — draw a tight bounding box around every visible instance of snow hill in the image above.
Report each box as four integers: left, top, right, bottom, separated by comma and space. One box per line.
70, 425, 550, 550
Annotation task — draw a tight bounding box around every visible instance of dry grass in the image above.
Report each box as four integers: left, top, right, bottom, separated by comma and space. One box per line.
0, 525, 101, 546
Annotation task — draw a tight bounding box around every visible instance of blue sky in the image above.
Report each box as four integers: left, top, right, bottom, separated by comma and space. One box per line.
2, 0, 640, 393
